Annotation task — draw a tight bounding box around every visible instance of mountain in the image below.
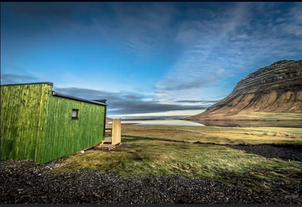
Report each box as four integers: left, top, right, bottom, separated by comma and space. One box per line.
106, 117, 113, 124
187, 60, 302, 121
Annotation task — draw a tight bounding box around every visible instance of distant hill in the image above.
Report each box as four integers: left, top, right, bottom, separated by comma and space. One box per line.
106, 117, 112, 124
187, 60, 302, 121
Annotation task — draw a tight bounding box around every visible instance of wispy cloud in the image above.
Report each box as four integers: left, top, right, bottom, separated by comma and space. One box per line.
175, 99, 221, 104
154, 2, 302, 103
1, 73, 37, 84
54, 86, 208, 115
153, 3, 249, 101
2, 2, 301, 116
1, 64, 53, 85
274, 3, 302, 36
87, 2, 177, 63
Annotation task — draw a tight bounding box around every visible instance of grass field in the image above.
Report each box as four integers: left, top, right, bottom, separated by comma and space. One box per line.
53, 125, 302, 195
121, 125, 302, 145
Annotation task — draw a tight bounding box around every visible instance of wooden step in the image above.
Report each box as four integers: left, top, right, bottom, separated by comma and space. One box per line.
94, 144, 116, 151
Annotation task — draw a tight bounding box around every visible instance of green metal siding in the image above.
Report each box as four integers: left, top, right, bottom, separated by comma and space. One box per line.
0, 84, 51, 162
42, 95, 105, 163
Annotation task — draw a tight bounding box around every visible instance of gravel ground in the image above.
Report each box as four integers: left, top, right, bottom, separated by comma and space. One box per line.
1, 158, 301, 204
225, 144, 302, 161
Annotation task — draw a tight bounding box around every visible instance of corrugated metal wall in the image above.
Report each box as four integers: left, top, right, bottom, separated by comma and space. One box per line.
42, 95, 105, 163
0, 84, 51, 162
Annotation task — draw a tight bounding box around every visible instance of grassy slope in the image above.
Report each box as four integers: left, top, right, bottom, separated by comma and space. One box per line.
187, 112, 302, 122
228, 112, 302, 120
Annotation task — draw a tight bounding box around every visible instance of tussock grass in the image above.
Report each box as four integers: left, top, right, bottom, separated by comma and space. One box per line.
121, 125, 302, 145
55, 136, 301, 181
53, 125, 302, 192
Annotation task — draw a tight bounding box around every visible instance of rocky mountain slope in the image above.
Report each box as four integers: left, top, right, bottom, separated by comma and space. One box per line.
106, 117, 112, 124
187, 60, 302, 120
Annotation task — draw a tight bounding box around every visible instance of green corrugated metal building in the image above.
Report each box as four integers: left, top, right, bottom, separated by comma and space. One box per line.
1, 82, 107, 163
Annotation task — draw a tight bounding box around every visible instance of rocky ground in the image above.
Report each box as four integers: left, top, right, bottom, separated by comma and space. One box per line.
226, 144, 302, 162
1, 144, 302, 204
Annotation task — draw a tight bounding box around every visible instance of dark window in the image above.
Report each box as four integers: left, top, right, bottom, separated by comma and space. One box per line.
72, 109, 79, 119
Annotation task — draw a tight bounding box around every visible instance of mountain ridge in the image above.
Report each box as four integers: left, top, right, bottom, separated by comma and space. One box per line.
187, 60, 302, 121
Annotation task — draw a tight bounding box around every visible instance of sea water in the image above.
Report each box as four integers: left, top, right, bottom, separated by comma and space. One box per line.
122, 120, 205, 126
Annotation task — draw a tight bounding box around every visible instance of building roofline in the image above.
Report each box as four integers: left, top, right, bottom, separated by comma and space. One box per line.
52, 91, 107, 106
0, 82, 54, 87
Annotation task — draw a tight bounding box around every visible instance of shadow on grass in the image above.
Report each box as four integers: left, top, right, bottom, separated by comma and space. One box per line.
217, 167, 302, 195
122, 135, 302, 162
52, 134, 302, 196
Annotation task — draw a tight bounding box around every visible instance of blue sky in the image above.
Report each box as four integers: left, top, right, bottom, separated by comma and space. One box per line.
1, 2, 302, 117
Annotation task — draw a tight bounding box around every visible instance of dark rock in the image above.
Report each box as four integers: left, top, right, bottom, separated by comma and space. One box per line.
226, 144, 302, 161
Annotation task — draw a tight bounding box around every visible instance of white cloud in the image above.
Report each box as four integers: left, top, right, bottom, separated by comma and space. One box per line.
3, 2, 302, 116
110, 109, 206, 118
153, 2, 302, 104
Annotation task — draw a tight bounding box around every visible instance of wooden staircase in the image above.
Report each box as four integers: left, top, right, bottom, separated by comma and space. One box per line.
94, 119, 121, 151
